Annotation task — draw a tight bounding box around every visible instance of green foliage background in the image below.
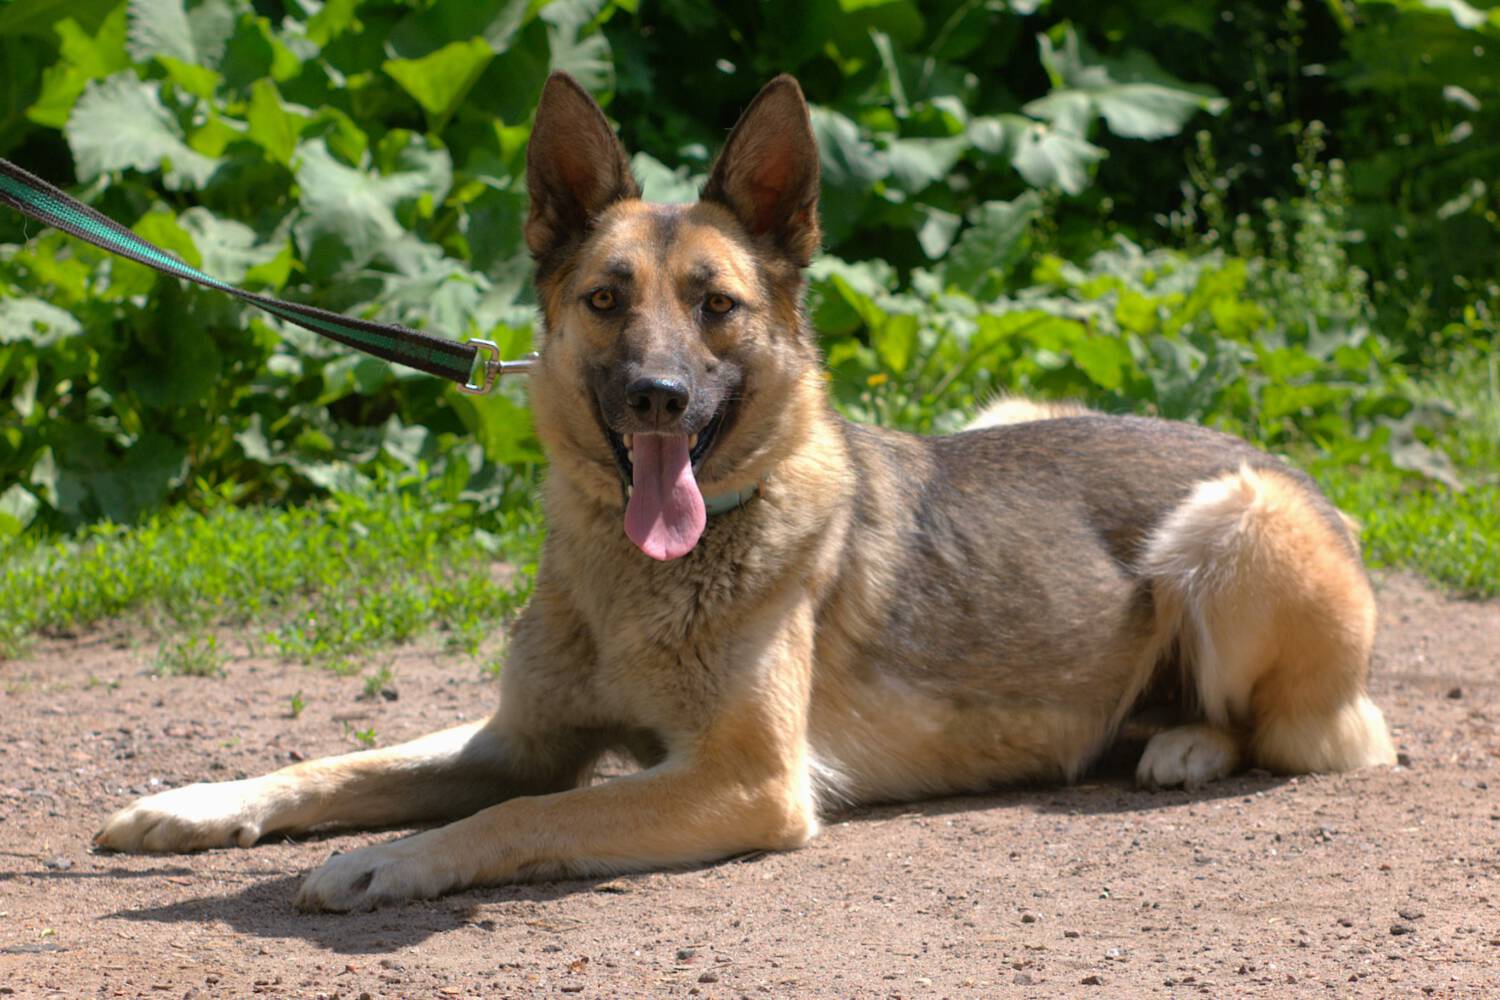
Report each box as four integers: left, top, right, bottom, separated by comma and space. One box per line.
0, 0, 1495, 569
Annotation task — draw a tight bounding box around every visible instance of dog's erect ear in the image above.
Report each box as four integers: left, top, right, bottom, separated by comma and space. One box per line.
701, 75, 822, 267
525, 72, 640, 262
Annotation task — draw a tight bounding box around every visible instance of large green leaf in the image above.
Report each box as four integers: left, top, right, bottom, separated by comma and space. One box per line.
882, 135, 969, 193
25, 8, 129, 129
941, 193, 1041, 294
66, 73, 220, 188
1009, 121, 1105, 194
0, 297, 83, 347
0, 483, 41, 537
245, 78, 303, 164
1025, 25, 1227, 141
125, 0, 238, 68
387, 0, 531, 58
384, 38, 496, 130
968, 110, 1106, 194
540, 0, 614, 92
291, 135, 453, 281
811, 106, 889, 188
177, 207, 287, 283
1355, 0, 1492, 32
0, 0, 120, 39
632, 151, 704, 204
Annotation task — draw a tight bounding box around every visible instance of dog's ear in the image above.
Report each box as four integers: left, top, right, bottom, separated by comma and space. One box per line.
525, 72, 640, 262
701, 75, 822, 267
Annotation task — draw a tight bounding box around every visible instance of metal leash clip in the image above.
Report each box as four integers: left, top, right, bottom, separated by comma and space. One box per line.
461, 341, 540, 394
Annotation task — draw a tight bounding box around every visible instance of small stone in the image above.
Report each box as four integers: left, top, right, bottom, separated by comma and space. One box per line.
1013, 973, 1034, 985
676, 947, 697, 961
1395, 752, 1412, 767
380, 687, 399, 702
1063, 930, 1080, 938
1390, 923, 1415, 936
1020, 911, 1037, 923
698, 971, 719, 984
42, 856, 73, 871
1081, 974, 1105, 986
1446, 687, 1463, 699
1398, 909, 1424, 921
560, 987, 584, 994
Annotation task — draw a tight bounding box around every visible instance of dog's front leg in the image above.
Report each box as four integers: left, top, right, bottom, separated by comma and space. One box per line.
94, 718, 591, 852
296, 600, 821, 911
295, 756, 816, 910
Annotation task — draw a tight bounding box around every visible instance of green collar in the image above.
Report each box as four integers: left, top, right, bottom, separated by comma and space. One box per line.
704, 481, 761, 516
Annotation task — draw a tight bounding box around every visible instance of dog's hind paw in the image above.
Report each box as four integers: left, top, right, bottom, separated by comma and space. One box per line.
296, 831, 457, 912
94, 779, 269, 853
1136, 725, 1241, 791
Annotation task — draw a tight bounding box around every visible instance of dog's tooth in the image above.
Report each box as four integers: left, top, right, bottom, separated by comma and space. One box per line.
689, 434, 699, 449
626, 485, 633, 497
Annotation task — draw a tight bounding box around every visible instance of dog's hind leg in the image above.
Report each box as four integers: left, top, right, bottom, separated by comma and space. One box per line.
95, 718, 590, 852
1135, 464, 1395, 788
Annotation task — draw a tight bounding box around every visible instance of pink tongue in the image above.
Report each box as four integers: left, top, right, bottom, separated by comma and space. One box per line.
624, 435, 707, 561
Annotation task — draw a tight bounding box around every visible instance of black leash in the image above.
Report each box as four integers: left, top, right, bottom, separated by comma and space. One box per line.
0, 157, 534, 393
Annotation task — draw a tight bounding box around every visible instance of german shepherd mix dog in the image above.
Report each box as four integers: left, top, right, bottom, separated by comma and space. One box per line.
96, 74, 1396, 911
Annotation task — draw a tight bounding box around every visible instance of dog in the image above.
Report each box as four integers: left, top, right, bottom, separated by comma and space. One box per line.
94, 73, 1396, 911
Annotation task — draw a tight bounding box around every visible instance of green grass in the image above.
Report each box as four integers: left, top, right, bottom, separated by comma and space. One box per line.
1316, 465, 1498, 599
154, 631, 225, 677
0, 489, 540, 665
1309, 349, 1500, 599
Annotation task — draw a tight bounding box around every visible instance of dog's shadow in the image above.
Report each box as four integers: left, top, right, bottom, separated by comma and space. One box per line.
97, 753, 1290, 955
102, 855, 620, 954
838, 752, 1293, 829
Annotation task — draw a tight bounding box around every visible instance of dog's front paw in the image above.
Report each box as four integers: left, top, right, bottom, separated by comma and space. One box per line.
296, 833, 458, 912
95, 779, 272, 853
1136, 725, 1240, 790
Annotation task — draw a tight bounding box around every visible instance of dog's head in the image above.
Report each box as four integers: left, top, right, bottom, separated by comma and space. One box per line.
524, 73, 824, 561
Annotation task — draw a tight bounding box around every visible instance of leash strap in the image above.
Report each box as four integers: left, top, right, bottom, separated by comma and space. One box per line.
0, 157, 532, 393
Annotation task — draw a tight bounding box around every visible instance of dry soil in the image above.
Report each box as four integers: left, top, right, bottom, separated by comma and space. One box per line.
1, 573, 1497, 998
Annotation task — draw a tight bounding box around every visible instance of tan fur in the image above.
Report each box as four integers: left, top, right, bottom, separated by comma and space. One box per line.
1139, 465, 1394, 777
965, 394, 1092, 430
94, 74, 1396, 911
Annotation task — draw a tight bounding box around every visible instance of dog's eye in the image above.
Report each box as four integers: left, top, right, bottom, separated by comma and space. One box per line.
704, 293, 736, 316
588, 288, 617, 312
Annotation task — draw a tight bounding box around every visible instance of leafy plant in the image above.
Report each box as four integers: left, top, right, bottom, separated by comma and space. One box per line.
155, 630, 223, 677
0, 0, 1492, 626
361, 663, 394, 700
0, 0, 1238, 534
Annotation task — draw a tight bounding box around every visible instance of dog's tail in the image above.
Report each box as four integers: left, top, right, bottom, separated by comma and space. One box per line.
1139, 463, 1396, 775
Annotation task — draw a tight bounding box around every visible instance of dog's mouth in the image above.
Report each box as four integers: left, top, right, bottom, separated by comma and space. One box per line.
602, 401, 734, 562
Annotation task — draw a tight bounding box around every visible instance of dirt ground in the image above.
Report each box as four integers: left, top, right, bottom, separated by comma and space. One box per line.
1, 573, 1497, 998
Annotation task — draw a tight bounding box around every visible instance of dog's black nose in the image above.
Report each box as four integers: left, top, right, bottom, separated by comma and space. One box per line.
626, 377, 690, 425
